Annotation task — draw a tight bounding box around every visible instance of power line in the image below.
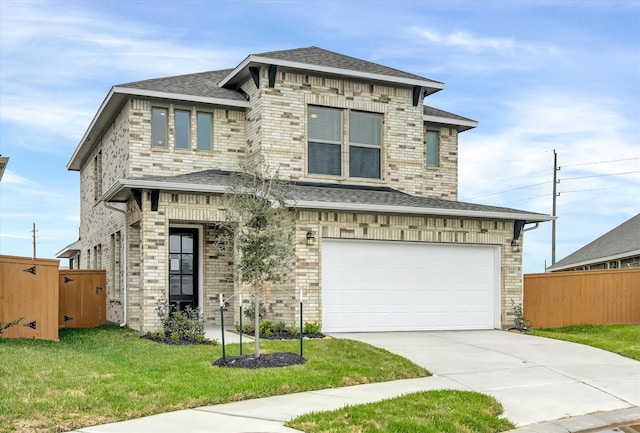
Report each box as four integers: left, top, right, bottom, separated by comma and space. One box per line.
560, 156, 640, 169
462, 180, 552, 201
559, 170, 640, 182
495, 193, 553, 206
559, 185, 640, 195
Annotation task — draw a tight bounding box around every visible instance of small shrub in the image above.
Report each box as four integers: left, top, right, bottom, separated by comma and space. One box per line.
273, 321, 287, 333
243, 324, 255, 334
511, 300, 530, 331
170, 332, 180, 343
0, 317, 23, 336
259, 320, 273, 335
196, 334, 205, 344
154, 296, 204, 342
304, 321, 321, 335
289, 326, 299, 336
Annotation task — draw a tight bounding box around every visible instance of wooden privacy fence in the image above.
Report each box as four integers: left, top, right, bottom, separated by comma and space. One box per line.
0, 255, 60, 341
0, 255, 106, 341
524, 268, 640, 328
59, 270, 106, 329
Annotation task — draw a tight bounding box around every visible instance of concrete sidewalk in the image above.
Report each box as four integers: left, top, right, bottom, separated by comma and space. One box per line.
67, 330, 640, 433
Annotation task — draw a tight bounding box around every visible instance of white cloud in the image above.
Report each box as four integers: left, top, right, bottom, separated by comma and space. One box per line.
458, 90, 639, 271
409, 26, 558, 55
1, 170, 38, 186
412, 28, 516, 51
0, 2, 245, 146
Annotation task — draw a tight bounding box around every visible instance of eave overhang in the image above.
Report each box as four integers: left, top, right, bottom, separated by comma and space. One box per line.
56, 239, 81, 258
423, 114, 478, 132
219, 55, 445, 94
103, 177, 554, 224
292, 200, 555, 223
67, 87, 250, 172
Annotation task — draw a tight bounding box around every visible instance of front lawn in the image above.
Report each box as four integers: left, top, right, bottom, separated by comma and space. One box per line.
0, 324, 428, 433
287, 390, 514, 433
530, 324, 640, 361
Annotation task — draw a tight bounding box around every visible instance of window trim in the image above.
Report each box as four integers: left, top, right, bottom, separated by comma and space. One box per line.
307, 105, 384, 180
426, 129, 440, 167
196, 111, 213, 152
151, 107, 168, 148
348, 110, 382, 179
174, 109, 191, 150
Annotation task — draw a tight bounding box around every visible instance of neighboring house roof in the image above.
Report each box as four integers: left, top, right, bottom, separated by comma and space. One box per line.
67, 46, 471, 171
218, 46, 444, 92
547, 213, 640, 271
0, 155, 8, 181
102, 170, 553, 223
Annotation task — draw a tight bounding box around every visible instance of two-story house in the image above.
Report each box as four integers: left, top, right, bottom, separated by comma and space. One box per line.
60, 46, 552, 333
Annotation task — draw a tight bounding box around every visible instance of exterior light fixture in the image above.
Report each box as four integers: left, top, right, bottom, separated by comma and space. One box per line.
306, 228, 315, 246
511, 239, 520, 252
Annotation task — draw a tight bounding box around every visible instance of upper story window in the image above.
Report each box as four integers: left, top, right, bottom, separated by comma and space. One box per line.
197, 112, 212, 151
307, 106, 382, 179
174, 110, 190, 149
308, 106, 342, 176
151, 107, 168, 147
426, 130, 439, 166
93, 150, 102, 202
151, 107, 213, 151
349, 111, 382, 179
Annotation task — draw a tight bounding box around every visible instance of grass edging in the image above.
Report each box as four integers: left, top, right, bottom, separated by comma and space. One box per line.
286, 390, 514, 433
530, 324, 640, 361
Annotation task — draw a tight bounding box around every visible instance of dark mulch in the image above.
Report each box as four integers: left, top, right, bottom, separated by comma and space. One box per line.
212, 352, 306, 369
140, 332, 213, 345
243, 331, 326, 340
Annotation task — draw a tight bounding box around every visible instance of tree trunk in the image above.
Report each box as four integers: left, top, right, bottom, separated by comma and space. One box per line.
253, 293, 261, 357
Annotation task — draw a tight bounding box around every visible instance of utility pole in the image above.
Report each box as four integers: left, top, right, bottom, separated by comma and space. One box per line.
552, 150, 558, 265
32, 222, 37, 261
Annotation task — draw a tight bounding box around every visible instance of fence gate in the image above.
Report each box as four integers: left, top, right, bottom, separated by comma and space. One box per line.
59, 270, 106, 328
0, 255, 60, 341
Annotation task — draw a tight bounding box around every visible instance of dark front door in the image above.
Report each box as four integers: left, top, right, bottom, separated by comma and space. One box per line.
169, 228, 198, 310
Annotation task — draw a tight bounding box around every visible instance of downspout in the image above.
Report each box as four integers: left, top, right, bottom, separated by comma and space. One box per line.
103, 201, 128, 327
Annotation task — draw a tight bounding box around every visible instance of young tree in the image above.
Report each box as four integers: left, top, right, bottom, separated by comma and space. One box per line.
223, 159, 295, 356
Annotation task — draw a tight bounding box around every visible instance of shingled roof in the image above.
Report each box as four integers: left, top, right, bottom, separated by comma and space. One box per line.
102, 170, 552, 223
548, 213, 640, 271
252, 46, 438, 83
68, 46, 471, 171
117, 69, 246, 101
218, 46, 445, 91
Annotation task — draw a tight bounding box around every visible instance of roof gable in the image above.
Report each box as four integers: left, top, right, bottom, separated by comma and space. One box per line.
218, 46, 444, 91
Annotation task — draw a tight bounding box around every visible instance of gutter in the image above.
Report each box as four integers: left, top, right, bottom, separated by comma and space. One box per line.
103, 201, 128, 327
292, 200, 555, 223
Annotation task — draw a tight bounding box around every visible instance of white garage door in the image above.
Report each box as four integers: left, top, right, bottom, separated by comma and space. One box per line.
321, 239, 500, 332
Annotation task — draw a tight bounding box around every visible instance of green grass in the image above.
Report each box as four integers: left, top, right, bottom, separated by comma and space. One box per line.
286, 390, 514, 433
0, 324, 428, 433
530, 324, 640, 361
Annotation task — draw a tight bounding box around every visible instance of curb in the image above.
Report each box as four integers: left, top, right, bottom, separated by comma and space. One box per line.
502, 407, 640, 433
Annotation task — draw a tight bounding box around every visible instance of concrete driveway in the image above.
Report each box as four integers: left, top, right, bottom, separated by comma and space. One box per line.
332, 330, 640, 427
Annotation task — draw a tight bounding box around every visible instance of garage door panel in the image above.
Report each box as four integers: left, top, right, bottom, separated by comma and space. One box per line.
321, 239, 499, 332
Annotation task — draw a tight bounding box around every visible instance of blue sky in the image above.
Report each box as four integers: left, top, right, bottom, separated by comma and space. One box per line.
0, 0, 638, 273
